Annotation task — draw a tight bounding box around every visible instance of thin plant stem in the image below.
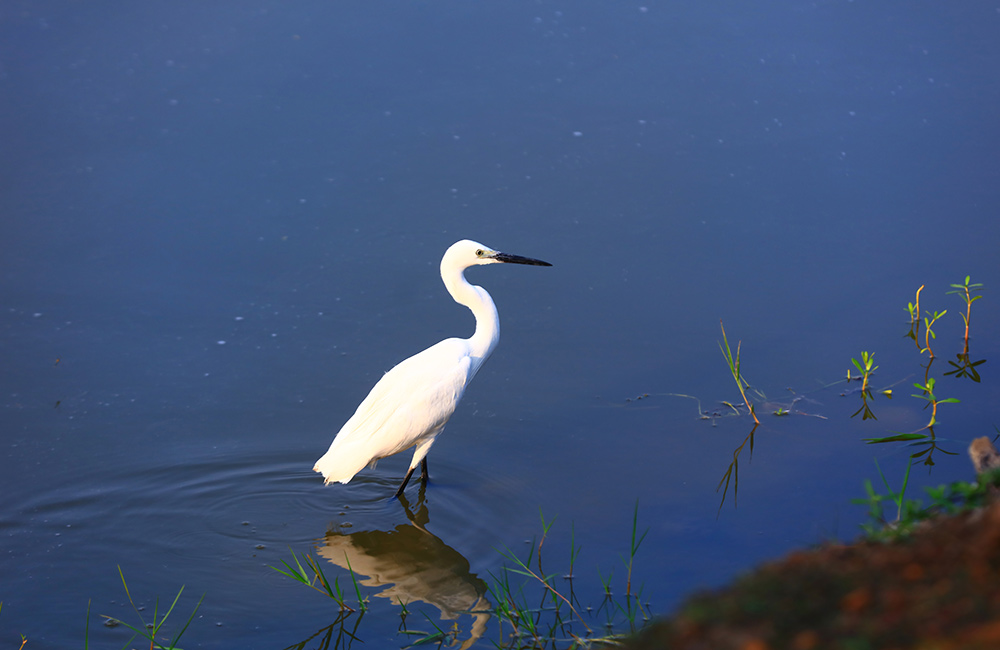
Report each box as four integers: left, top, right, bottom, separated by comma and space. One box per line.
103, 568, 203, 650
948, 275, 982, 355
921, 309, 946, 358
719, 320, 760, 425
499, 545, 593, 636
962, 287, 971, 350
623, 500, 648, 600
341, 554, 367, 612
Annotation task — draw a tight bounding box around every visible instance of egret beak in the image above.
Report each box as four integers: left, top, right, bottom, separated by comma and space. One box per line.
493, 252, 552, 267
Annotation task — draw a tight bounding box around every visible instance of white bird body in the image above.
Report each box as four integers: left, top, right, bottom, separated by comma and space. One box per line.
314, 337, 476, 484
314, 239, 550, 496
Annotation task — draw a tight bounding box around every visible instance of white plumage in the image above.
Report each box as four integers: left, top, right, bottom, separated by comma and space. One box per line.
313, 239, 551, 497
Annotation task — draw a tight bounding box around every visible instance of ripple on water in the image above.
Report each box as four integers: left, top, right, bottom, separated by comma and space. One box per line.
5, 447, 517, 575
3, 442, 534, 644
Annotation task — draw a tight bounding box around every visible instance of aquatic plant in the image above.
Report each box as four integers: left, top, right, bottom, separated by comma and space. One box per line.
270, 547, 366, 612
911, 377, 959, 429
860, 374, 960, 466
944, 275, 986, 382
849, 351, 880, 420
92, 567, 203, 650
904, 284, 924, 350
862, 278, 985, 465
855, 462, 1000, 542
851, 351, 877, 395
487, 504, 651, 648
273, 508, 653, 649
947, 275, 982, 354
921, 309, 947, 358
718, 320, 760, 425
853, 457, 915, 538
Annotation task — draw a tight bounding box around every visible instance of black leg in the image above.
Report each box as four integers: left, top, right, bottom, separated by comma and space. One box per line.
419, 457, 429, 484
394, 465, 417, 499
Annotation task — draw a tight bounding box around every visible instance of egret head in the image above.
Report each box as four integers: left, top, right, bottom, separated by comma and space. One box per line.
445, 239, 552, 270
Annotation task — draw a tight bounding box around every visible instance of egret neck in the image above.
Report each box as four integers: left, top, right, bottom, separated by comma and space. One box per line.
442, 263, 500, 374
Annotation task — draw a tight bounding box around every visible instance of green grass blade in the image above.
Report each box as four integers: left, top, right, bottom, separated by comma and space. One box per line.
167, 590, 205, 649
344, 553, 367, 612
864, 433, 928, 443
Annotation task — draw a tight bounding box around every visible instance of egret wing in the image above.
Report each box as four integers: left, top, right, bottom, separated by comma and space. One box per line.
314, 339, 474, 483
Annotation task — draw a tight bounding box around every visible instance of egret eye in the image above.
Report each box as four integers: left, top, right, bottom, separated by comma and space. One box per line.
475, 249, 484, 257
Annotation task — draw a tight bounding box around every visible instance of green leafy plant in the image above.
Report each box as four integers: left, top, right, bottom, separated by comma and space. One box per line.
868, 279, 983, 462
96, 567, 204, 650
618, 500, 649, 629
851, 351, 877, 394
862, 429, 957, 468
486, 506, 651, 648
852, 457, 917, 540
921, 309, 947, 358
911, 377, 959, 428
863, 432, 927, 445
904, 285, 924, 350
849, 351, 880, 420
861, 377, 960, 466
856, 465, 1000, 541
718, 320, 760, 425
398, 612, 451, 647
492, 513, 593, 646
344, 555, 368, 613
275, 511, 652, 649
947, 275, 983, 353
922, 471, 1000, 514
271, 547, 363, 612
944, 275, 986, 382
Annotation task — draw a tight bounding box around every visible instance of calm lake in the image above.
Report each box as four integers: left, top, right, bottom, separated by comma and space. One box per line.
2, 1, 999, 647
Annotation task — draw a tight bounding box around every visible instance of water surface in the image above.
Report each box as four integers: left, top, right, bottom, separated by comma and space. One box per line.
2, 1, 999, 647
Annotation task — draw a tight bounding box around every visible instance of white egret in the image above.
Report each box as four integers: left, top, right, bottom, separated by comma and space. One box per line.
314, 239, 551, 497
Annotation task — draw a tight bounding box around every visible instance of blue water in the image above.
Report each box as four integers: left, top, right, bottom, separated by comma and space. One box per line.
3, 2, 999, 647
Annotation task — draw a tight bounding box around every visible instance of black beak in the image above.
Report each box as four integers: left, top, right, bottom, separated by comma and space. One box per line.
494, 252, 552, 267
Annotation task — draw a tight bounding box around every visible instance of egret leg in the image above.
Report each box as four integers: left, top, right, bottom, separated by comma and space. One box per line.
394, 466, 416, 498
396, 437, 436, 498
394, 457, 431, 499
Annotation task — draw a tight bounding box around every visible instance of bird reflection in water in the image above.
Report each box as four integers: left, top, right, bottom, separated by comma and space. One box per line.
317, 486, 490, 649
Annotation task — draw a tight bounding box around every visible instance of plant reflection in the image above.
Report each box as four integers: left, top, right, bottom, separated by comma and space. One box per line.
863, 341, 969, 467
905, 427, 959, 467
716, 424, 757, 515
851, 391, 878, 421
862, 362, 961, 467
316, 486, 490, 650
944, 352, 985, 382
282, 612, 365, 650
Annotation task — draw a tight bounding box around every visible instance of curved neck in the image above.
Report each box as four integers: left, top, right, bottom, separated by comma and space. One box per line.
443, 268, 500, 369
